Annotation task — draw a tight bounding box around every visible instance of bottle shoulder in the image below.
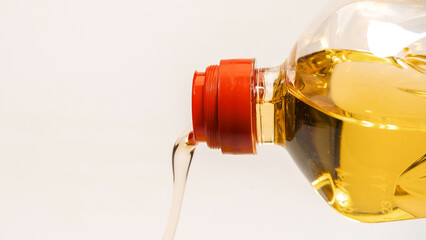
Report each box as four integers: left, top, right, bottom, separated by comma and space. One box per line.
295, 0, 426, 60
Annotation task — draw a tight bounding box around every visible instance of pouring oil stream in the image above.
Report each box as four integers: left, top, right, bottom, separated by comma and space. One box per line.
162, 127, 196, 240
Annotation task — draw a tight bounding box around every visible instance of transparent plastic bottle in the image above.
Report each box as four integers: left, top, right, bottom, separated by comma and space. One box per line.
189, 0, 426, 223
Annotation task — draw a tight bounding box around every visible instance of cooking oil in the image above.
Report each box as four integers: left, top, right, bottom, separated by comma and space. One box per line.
281, 49, 426, 222
164, 49, 426, 240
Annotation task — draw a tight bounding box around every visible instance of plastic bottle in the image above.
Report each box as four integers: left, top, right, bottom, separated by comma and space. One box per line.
190, 0, 426, 223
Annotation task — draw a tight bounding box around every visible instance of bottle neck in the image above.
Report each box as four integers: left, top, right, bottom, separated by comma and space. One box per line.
254, 66, 286, 148
191, 59, 287, 154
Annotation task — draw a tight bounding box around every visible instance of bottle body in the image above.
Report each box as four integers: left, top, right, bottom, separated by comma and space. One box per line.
260, 0, 426, 222
279, 49, 426, 222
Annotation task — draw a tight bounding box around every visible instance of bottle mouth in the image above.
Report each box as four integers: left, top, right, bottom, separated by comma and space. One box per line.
191, 59, 257, 154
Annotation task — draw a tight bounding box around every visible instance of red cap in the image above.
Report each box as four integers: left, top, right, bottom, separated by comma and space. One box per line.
191, 59, 256, 154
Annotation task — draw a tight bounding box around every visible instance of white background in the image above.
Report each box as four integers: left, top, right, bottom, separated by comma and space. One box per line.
0, 0, 425, 239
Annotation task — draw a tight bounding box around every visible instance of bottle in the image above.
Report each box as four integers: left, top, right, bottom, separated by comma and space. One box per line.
190, 0, 426, 223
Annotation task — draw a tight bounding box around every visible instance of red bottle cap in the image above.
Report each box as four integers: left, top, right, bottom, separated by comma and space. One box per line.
191, 59, 256, 154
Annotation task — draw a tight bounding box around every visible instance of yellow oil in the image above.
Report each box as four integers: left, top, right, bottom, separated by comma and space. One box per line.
281, 49, 426, 222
